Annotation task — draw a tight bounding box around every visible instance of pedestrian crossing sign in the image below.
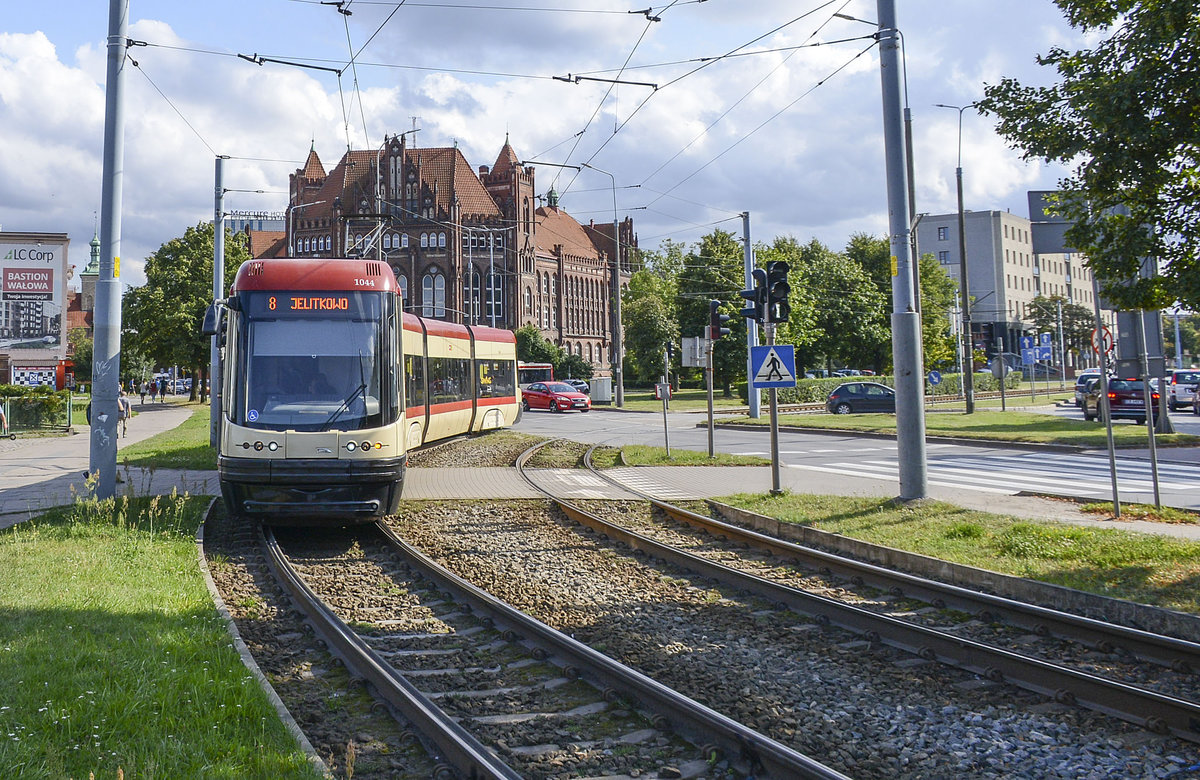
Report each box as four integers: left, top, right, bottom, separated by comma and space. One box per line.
750, 345, 796, 388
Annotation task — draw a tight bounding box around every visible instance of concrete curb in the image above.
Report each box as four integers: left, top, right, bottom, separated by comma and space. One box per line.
195, 503, 331, 778
710, 499, 1200, 643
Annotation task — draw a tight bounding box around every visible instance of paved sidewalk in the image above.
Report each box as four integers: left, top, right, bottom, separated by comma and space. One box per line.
0, 401, 218, 525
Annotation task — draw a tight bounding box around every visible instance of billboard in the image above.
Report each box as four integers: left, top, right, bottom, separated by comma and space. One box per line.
1, 239, 67, 352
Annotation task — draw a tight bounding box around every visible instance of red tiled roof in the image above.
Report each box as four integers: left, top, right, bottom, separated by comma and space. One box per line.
302, 147, 325, 179
291, 146, 501, 224
247, 229, 288, 259
534, 206, 601, 261
492, 142, 520, 173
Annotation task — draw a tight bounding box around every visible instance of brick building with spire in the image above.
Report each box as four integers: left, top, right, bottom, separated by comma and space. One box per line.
266, 135, 637, 377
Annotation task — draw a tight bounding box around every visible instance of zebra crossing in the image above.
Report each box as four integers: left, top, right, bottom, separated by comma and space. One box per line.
785, 449, 1200, 507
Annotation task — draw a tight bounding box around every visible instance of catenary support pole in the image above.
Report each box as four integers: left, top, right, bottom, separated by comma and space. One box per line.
877, 0, 927, 500
210, 156, 226, 448
743, 212, 760, 419
90, 0, 130, 500
1090, 273, 1120, 517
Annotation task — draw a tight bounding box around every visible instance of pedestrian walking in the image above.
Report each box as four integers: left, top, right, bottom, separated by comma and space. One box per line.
117, 390, 131, 438
157, 378, 166, 402
139, 381, 147, 405
149, 381, 157, 403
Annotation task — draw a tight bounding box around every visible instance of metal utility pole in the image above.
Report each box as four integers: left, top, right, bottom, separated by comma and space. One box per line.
878, 0, 927, 500
210, 156, 227, 448
1090, 273, 1120, 517
1057, 299, 1067, 390
742, 212, 760, 419
935, 102, 977, 414
766, 322, 782, 495
583, 163, 624, 407
89, 0, 130, 500
1135, 312, 1162, 508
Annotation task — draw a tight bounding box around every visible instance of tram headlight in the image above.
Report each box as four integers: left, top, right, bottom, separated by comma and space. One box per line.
267, 441, 279, 452
346, 441, 357, 451
361, 441, 371, 452
253, 441, 263, 451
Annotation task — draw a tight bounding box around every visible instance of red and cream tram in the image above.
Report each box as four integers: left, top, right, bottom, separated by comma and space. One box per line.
206, 258, 518, 523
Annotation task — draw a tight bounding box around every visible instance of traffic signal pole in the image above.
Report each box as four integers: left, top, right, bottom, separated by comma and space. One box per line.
742, 212, 761, 419
878, 0, 928, 500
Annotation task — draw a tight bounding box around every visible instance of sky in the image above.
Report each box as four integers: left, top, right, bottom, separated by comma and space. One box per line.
0, 0, 1091, 290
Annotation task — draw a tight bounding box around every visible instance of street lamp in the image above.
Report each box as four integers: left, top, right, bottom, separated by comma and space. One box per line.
581, 162, 625, 409
522, 159, 626, 408
286, 200, 327, 256
935, 102, 978, 414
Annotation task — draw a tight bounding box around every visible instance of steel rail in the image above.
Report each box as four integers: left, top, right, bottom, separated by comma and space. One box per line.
260, 525, 524, 780
580, 448, 1200, 677
374, 505, 850, 780
518, 445, 1200, 743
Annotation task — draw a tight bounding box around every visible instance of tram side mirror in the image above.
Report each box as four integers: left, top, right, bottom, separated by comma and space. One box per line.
201, 302, 225, 336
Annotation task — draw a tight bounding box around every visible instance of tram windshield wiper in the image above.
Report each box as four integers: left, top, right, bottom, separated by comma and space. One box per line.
321, 382, 367, 431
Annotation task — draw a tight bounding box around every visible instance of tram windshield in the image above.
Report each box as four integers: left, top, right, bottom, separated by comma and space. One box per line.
239, 292, 388, 431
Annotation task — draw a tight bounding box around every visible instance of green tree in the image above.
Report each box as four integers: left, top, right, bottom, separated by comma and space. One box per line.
622, 293, 678, 384
67, 328, 92, 386
1164, 312, 1199, 366
793, 239, 889, 374
978, 0, 1200, 309
123, 222, 253, 402
676, 230, 747, 396
1027, 295, 1095, 361
917, 254, 959, 371
842, 233, 894, 373
515, 324, 564, 365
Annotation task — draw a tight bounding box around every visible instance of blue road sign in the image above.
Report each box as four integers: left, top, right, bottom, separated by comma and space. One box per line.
1021, 348, 1037, 365
1036, 346, 1053, 361
1020, 336, 1034, 350
928, 370, 942, 385
1040, 332, 1052, 347
750, 345, 797, 388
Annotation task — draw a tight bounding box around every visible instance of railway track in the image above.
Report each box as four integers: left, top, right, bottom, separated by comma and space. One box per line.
513, 442, 1200, 745
261, 519, 848, 779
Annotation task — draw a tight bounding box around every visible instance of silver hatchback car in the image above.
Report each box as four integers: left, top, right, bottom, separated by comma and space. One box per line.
1168, 369, 1200, 412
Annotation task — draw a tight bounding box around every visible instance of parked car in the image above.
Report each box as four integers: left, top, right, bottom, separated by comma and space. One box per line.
522, 382, 591, 413
1082, 378, 1159, 424
825, 382, 896, 414
1167, 369, 1200, 412
1073, 369, 1101, 407
562, 378, 590, 395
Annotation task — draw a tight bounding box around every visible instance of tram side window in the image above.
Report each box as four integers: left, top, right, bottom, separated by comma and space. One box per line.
428, 357, 470, 404
405, 354, 426, 409
477, 360, 515, 399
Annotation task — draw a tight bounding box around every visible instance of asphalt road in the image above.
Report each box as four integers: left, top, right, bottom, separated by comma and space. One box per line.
513, 404, 1200, 511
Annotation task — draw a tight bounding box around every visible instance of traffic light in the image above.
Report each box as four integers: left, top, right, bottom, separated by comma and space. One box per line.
709, 299, 731, 340
766, 260, 791, 323
740, 268, 767, 322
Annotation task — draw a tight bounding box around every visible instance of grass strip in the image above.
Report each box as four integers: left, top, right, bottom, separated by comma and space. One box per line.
0, 492, 317, 779
717, 492, 1200, 614
119, 403, 217, 471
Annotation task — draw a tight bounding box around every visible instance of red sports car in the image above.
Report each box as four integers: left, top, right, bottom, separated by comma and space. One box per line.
522, 382, 592, 413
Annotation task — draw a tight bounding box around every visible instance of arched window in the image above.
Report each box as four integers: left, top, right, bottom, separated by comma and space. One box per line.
550, 275, 558, 329
420, 233, 428, 248
422, 271, 446, 318
438, 232, 447, 248
383, 233, 392, 249
397, 274, 408, 308
401, 234, 409, 248
354, 233, 364, 249
586, 343, 593, 363
524, 287, 532, 317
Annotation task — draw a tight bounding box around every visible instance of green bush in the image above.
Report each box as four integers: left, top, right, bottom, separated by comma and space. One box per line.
0, 384, 70, 430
